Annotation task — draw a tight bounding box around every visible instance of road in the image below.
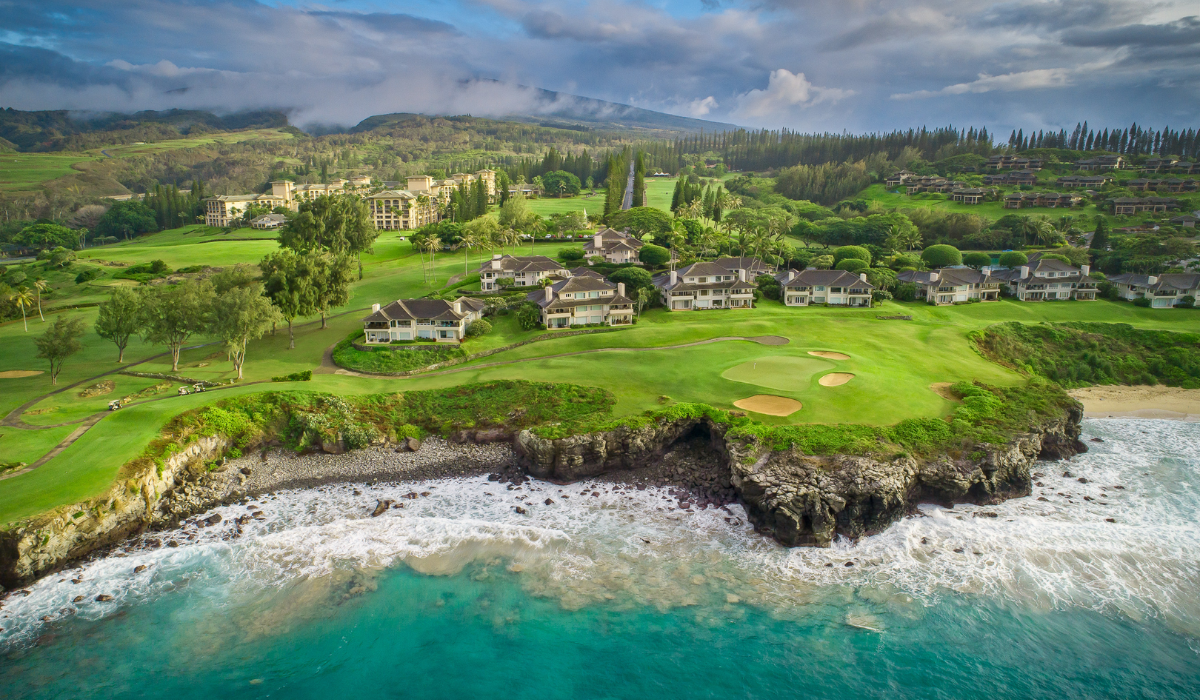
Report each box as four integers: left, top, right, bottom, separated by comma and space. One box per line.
621, 158, 635, 210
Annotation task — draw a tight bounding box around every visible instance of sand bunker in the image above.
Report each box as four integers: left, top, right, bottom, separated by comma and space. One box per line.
808, 351, 850, 361
930, 382, 959, 401
721, 356, 833, 392
818, 373, 855, 387
733, 395, 803, 416
0, 370, 43, 379
1069, 386, 1200, 421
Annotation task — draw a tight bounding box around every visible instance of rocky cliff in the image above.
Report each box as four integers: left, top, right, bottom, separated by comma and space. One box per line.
0, 436, 244, 588
515, 403, 1086, 547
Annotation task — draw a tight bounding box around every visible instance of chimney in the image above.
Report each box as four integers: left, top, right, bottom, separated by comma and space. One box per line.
1081, 264, 1090, 276
491, 255, 501, 270
544, 286, 553, 303
670, 270, 678, 285
1020, 265, 1030, 280
859, 273, 868, 283
453, 300, 462, 314
930, 272, 939, 282
1148, 275, 1158, 285
983, 269, 991, 279
594, 232, 603, 249
371, 303, 381, 313
617, 282, 625, 298
738, 268, 746, 282
787, 269, 797, 283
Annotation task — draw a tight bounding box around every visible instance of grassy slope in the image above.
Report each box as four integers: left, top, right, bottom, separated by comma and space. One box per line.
2, 216, 1198, 524
0, 129, 295, 194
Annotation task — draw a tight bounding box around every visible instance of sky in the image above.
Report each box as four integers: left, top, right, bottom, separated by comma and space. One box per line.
1, 0, 1198, 137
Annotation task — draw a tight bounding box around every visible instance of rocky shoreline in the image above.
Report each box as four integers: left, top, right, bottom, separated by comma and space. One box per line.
1, 402, 1086, 588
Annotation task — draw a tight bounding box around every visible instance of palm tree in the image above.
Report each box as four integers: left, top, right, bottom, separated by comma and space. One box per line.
10, 287, 34, 332
460, 233, 477, 275
420, 235, 441, 284
32, 278, 48, 321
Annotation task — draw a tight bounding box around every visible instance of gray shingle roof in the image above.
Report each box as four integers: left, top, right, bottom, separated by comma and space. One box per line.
476, 255, 565, 274
363, 297, 478, 323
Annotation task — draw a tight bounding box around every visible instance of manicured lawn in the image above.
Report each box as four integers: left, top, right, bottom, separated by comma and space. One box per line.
644, 177, 676, 211
524, 192, 608, 217
0, 153, 89, 192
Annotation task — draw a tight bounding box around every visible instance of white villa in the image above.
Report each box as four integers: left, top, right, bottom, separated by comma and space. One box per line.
1107, 273, 1200, 308
895, 268, 1002, 305
367, 190, 438, 230
361, 297, 486, 344
477, 254, 567, 291
583, 228, 644, 264
527, 277, 635, 328
773, 269, 874, 307
992, 258, 1098, 301
653, 261, 756, 311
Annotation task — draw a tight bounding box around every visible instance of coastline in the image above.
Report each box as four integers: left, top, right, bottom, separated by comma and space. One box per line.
1069, 386, 1200, 422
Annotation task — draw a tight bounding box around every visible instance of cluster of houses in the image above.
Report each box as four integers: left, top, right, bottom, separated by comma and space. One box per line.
360, 223, 1200, 344
1124, 179, 1198, 193
204, 170, 497, 230
1112, 197, 1177, 215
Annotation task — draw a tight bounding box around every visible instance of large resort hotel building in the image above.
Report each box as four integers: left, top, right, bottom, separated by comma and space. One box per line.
204, 170, 496, 229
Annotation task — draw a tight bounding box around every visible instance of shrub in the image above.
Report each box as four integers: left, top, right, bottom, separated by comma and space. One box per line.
833, 245, 871, 265
639, 244, 670, 267
835, 258, 868, 272
465, 318, 493, 337
895, 282, 918, 302
921, 244, 962, 268
1133, 297, 1152, 307
272, 370, 312, 382
1180, 296, 1196, 309
998, 251, 1029, 268
963, 252, 992, 268
558, 247, 586, 263
74, 268, 102, 284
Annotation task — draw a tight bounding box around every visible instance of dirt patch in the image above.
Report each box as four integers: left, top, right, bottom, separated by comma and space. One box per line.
818, 372, 855, 387
78, 380, 116, 398
748, 335, 790, 346
0, 370, 43, 379
26, 407, 58, 416
1069, 386, 1200, 421
930, 382, 959, 401
808, 351, 850, 360
733, 395, 803, 416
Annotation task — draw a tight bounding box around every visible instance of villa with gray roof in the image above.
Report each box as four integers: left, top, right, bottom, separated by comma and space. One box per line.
583, 228, 644, 264
1107, 273, 1200, 308
653, 261, 756, 311
991, 259, 1097, 301
361, 297, 486, 344
527, 276, 634, 328
896, 268, 1001, 305
477, 254, 567, 291
773, 269, 874, 307
713, 256, 774, 279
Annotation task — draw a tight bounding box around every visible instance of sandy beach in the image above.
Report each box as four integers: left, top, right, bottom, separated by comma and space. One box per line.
1069, 386, 1200, 422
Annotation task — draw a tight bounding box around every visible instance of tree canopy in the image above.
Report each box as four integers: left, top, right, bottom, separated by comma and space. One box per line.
921, 244, 962, 268
94, 201, 158, 240
15, 223, 79, 250
639, 244, 670, 267
607, 207, 672, 238
35, 315, 85, 385
94, 287, 143, 362
541, 170, 582, 197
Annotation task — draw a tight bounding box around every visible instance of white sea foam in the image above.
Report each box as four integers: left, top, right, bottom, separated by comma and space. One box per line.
3, 419, 1198, 645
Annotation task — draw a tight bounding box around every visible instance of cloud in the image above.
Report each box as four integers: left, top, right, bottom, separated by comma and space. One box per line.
891, 68, 1075, 100
734, 69, 852, 118
687, 96, 718, 116
0, 0, 1198, 135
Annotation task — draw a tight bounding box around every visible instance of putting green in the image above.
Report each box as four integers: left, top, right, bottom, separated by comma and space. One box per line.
720, 355, 834, 392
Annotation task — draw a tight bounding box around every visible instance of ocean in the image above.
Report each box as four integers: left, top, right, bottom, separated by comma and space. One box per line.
2, 418, 1198, 699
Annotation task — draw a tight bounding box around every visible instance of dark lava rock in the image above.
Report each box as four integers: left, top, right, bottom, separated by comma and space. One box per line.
205, 513, 223, 525
405, 437, 422, 452
1077, 477, 1089, 484
1090, 437, 1104, 443
1106, 518, 1116, 523
134, 565, 147, 574
544, 498, 554, 505
974, 512, 999, 518
514, 506, 527, 515
72, 596, 84, 603
167, 541, 179, 548
371, 500, 393, 517
844, 561, 855, 567
94, 594, 113, 602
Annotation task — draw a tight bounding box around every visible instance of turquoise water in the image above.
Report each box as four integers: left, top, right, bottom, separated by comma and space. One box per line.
3, 419, 1199, 699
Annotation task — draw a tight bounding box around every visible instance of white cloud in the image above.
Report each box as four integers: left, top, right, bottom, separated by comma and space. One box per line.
890, 67, 1089, 100
733, 69, 852, 119
687, 96, 718, 116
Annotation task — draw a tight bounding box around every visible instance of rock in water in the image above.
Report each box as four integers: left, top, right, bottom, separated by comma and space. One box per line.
371, 500, 393, 517
94, 594, 113, 602
205, 513, 222, 525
